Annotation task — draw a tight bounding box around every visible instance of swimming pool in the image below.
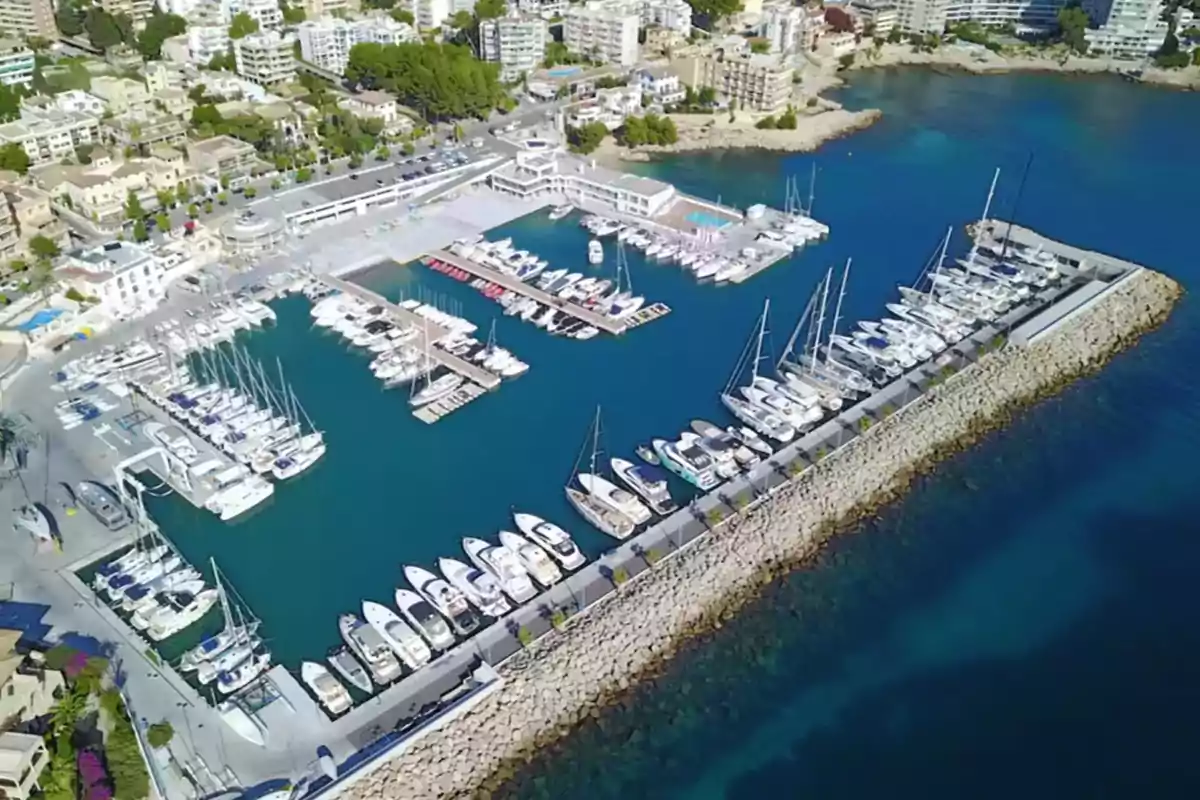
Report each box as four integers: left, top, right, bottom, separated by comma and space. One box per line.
685, 210, 732, 229
547, 66, 583, 79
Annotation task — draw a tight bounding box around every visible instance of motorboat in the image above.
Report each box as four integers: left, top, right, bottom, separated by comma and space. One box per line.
577, 473, 652, 525
111, 553, 182, 601
721, 393, 796, 444
204, 477, 274, 522
361, 601, 432, 671
497, 531, 563, 587
122, 569, 202, 613
301, 661, 352, 716
512, 512, 587, 570
679, 432, 740, 480
339, 613, 403, 685
217, 650, 271, 695
327, 645, 373, 694
146, 587, 219, 641
690, 420, 758, 468
610, 458, 676, 515
565, 485, 635, 540
549, 204, 574, 221
438, 557, 512, 617
76, 482, 130, 530
409, 374, 464, 408
393, 588, 456, 651
727, 426, 774, 457
196, 637, 260, 685
741, 386, 824, 430
651, 437, 720, 491
588, 239, 603, 265
635, 444, 660, 465
403, 565, 482, 636
463, 537, 537, 603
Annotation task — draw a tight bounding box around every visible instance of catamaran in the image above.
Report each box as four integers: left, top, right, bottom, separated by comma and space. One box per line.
438, 557, 512, 617
404, 565, 482, 636
463, 537, 537, 603
497, 531, 563, 587
512, 512, 587, 570
362, 600, 432, 671
610, 458, 677, 515
300, 661, 353, 716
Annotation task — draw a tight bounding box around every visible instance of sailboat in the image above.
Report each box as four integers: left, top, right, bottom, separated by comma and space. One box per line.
179, 560, 262, 674
600, 242, 644, 321
564, 407, 636, 540
778, 267, 872, 398
720, 300, 798, 444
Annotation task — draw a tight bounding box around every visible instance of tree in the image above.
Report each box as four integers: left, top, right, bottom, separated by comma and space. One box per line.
146, 721, 175, 749
776, 106, 797, 129
55, 2, 86, 37
696, 85, 717, 106
474, 0, 506, 19
84, 8, 123, 50
243, 185, 258, 198
390, 8, 414, 24
280, 0, 306, 23
375, 145, 389, 160
401, 141, 415, 155
297, 166, 312, 182
0, 142, 30, 174
346, 41, 507, 122
28, 235, 60, 260
0, 412, 38, 481
207, 49, 236, 71
176, 182, 191, 203
202, 200, 213, 214
543, 41, 575, 67
749, 38, 770, 54
1057, 4, 1090, 54
755, 114, 777, 129
0, 84, 20, 124
132, 219, 148, 241
124, 189, 144, 221
154, 212, 170, 231
566, 121, 608, 154
219, 173, 231, 189
362, 0, 396, 7
685, 0, 743, 27
187, 203, 199, 218
217, 191, 229, 205
137, 10, 187, 59
229, 11, 260, 39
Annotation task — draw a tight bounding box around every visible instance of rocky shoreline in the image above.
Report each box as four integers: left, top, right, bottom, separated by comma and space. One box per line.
344, 269, 1181, 800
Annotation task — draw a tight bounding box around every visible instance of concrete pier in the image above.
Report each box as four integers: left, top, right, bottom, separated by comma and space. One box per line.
320, 274, 502, 391
425, 249, 628, 335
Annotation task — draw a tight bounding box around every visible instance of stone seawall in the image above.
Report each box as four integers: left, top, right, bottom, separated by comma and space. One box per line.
344, 269, 1182, 800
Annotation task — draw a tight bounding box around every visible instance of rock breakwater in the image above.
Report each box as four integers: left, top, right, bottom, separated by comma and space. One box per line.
345, 269, 1181, 800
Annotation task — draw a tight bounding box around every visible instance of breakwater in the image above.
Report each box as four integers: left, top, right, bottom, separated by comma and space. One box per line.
341, 268, 1181, 799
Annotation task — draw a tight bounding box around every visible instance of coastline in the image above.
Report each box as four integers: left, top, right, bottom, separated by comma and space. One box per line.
341, 267, 1182, 799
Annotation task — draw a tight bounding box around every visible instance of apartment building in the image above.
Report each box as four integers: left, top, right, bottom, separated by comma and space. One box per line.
188, 25, 232, 66
0, 40, 33, 88
22, 90, 106, 116
760, 3, 805, 54
90, 76, 151, 115
298, 16, 417, 75
400, 0, 451, 29
99, 0, 154, 23
0, 0, 56, 41
849, 0, 899, 34
480, 14, 548, 82
670, 46, 794, 112
1083, 0, 1170, 56
234, 31, 298, 86
0, 181, 66, 261
302, 0, 355, 16
0, 108, 101, 167
103, 109, 187, 154
0, 732, 48, 800
186, 134, 258, 176
0, 633, 66, 731
221, 0, 284, 28
57, 241, 166, 317
35, 157, 190, 227
512, 0, 567, 18
637, 65, 685, 105
564, 1, 640, 67
943, 0, 1066, 28
634, 0, 693, 36
143, 61, 186, 95
340, 90, 413, 133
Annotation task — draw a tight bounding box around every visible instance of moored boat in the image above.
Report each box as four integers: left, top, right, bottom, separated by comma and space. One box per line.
438, 557, 512, 617
217, 650, 271, 695
610, 458, 677, 515
512, 513, 587, 570
463, 537, 537, 603
76, 482, 130, 530
577, 473, 652, 525
301, 661, 353, 716
497, 531, 563, 587
361, 601, 432, 671
651, 437, 720, 491
339, 612, 403, 685
327, 645, 373, 694
394, 588, 456, 651
403, 565, 481, 636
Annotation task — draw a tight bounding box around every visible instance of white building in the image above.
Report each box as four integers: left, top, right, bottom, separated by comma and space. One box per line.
400, 0, 451, 30
23, 89, 107, 116
188, 24, 231, 65
298, 16, 417, 75
564, 1, 640, 67
512, 0, 567, 18
0, 0, 57, 42
1083, 0, 1170, 57
760, 3, 804, 54
0, 39, 33, 88
635, 0, 693, 36
339, 90, 413, 134
0, 732, 48, 800
565, 84, 643, 129
221, 0, 283, 28
0, 108, 101, 166
944, 0, 1066, 29
491, 152, 677, 216
234, 31, 298, 86
480, 14, 548, 82
57, 241, 167, 318
637, 65, 685, 105
849, 0, 899, 35
158, 0, 204, 15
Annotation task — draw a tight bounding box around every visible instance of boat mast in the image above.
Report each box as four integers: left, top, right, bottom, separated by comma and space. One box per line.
590, 405, 601, 475
811, 267, 832, 371
213, 557, 233, 631
751, 298, 770, 379
969, 167, 1001, 264
928, 226, 952, 298
777, 285, 818, 373
806, 163, 817, 217
825, 258, 851, 365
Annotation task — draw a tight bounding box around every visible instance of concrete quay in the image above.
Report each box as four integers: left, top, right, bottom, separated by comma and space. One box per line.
338, 250, 1181, 798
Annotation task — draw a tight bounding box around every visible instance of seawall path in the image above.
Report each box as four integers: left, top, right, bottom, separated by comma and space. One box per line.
344, 268, 1181, 799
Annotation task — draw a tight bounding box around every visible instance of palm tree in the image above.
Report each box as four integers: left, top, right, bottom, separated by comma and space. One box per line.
0, 412, 39, 499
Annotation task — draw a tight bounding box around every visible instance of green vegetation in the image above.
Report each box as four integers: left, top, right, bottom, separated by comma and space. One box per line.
390, 8, 414, 24
815, 446, 829, 461
0, 84, 21, 124
685, 0, 744, 27
55, 0, 86, 36
28, 235, 60, 260
593, 75, 628, 90
64, 287, 86, 303
84, 8, 135, 51
138, 10, 187, 59
620, 113, 677, 146
187, 203, 199, 218
154, 212, 169, 231
543, 41, 587, 68
203, 199, 213, 214
645, 547, 664, 565
296, 166, 313, 182
124, 189, 144, 222
749, 38, 770, 54
146, 721, 175, 749
1057, 4, 1089, 54
670, 85, 717, 113
517, 626, 533, 646
838, 52, 856, 70
787, 460, 804, 476
0, 142, 30, 174
217, 191, 229, 205
280, 0, 306, 23
858, 416, 873, 432
756, 106, 796, 130
229, 11, 260, 39
612, 565, 631, 586
155, 188, 174, 209
550, 607, 568, 629
207, 49, 237, 71
1154, 28, 1189, 68
347, 42, 506, 121
706, 508, 725, 525
243, 185, 258, 199
567, 121, 608, 154
101, 690, 151, 800
132, 219, 148, 242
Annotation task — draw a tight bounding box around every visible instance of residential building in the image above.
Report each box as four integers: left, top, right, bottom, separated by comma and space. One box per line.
99, 0, 154, 23
669, 47, 794, 112
490, 152, 677, 216
0, 181, 67, 261
480, 14, 548, 82
0, 40, 33, 89
564, 1, 640, 67
636, 65, 685, 105
161, 34, 190, 63
221, 0, 283, 28
234, 31, 298, 86
512, 0, 567, 18
160, 0, 204, 15
565, 84, 643, 129
890, 0, 949, 33
0, 0, 56, 41
188, 24, 232, 66
34, 157, 190, 227
849, 0, 898, 34
143, 61, 186, 95
21, 89, 106, 117
340, 90, 412, 134
215, 99, 308, 147
302, 0, 356, 16
634, 0, 692, 36
943, 0, 1066, 28
56, 241, 166, 316
760, 3, 805, 54
89, 76, 152, 115
1083, 0, 1170, 57
0, 732, 49, 800
642, 25, 688, 57
103, 109, 187, 154
0, 631, 67, 730
157, 87, 194, 119
187, 134, 258, 176
400, 0, 451, 29
298, 15, 418, 75
0, 108, 101, 167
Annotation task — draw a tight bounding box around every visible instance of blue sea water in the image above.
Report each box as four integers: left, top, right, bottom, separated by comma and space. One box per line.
491, 72, 1200, 798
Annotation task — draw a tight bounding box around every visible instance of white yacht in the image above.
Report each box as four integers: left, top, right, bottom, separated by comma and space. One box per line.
196, 638, 260, 685
146, 587, 219, 642
204, 477, 274, 522
610, 458, 677, 515
727, 425, 774, 456
361, 601, 432, 671
300, 661, 352, 717
393, 589, 456, 651
577, 473, 652, 525
339, 613, 403, 685
588, 239, 603, 265
651, 437, 720, 491
409, 374, 464, 408
438, 557, 512, 617
549, 204, 574, 221
679, 432, 740, 480
497, 532, 563, 587
217, 651, 271, 695
327, 646, 373, 694
404, 565, 482, 636
565, 486, 635, 540
463, 538, 537, 603
512, 513, 587, 570
690, 420, 758, 468
741, 386, 824, 431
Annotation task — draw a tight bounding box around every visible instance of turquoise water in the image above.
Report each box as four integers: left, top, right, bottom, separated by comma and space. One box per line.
685, 210, 733, 228
495, 72, 1200, 798
546, 67, 583, 78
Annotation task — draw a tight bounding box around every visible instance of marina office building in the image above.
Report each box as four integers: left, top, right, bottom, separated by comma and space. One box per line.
489, 151, 677, 216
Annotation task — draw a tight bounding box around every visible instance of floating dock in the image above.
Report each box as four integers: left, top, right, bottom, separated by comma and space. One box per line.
412, 382, 488, 423
424, 249, 628, 336
624, 302, 672, 329
320, 275, 502, 391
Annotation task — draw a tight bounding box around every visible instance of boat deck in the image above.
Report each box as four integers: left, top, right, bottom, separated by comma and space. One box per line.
424, 250, 628, 336
319, 275, 502, 391
412, 382, 488, 424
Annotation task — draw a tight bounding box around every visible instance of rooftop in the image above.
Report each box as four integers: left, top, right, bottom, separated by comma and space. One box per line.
347, 90, 395, 108
63, 241, 155, 279
0, 731, 43, 776
188, 134, 257, 157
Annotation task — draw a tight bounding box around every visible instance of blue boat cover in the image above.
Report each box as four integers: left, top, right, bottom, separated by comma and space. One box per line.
632, 465, 668, 483
866, 336, 889, 349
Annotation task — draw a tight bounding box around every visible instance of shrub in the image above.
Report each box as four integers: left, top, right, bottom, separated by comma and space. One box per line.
815, 446, 829, 461
612, 566, 630, 586
858, 416, 873, 432
550, 608, 567, 629
146, 721, 174, 748
755, 115, 777, 129
706, 508, 724, 525
516, 626, 533, 646
645, 547, 663, 565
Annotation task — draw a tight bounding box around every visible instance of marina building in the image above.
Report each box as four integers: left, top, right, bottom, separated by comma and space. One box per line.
0, 732, 48, 800
187, 134, 259, 176
480, 14, 549, 82
669, 47, 794, 113
219, 209, 286, 254
637, 65, 686, 105
188, 25, 232, 66
299, 16, 419, 75
56, 241, 166, 318
0, 0, 54, 41
400, 0, 452, 30
0, 108, 101, 167
489, 152, 677, 216
0, 40, 33, 88
564, 1, 641, 67
234, 31, 298, 86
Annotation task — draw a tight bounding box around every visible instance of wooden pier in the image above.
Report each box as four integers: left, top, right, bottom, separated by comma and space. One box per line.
412, 382, 488, 424
320, 275, 502, 391
425, 250, 628, 336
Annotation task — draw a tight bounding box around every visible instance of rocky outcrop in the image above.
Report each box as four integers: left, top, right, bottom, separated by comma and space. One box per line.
344, 270, 1181, 800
